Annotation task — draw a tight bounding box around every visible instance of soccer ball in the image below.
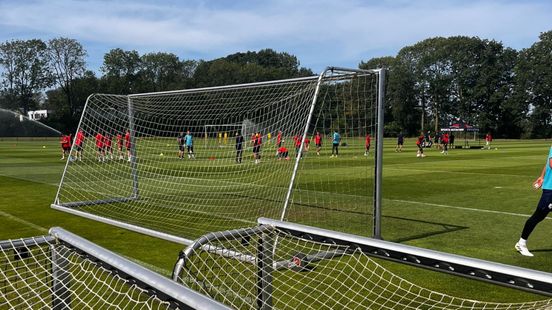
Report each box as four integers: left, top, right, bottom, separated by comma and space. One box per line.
160, 153, 164, 156
68, 156, 76, 162
42, 145, 46, 149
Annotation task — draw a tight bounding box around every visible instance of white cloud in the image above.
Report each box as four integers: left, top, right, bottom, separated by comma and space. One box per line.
0, 0, 551, 71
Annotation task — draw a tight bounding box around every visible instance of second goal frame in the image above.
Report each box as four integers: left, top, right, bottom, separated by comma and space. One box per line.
51, 66, 387, 242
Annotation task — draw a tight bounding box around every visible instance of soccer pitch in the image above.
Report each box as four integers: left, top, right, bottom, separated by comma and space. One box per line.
1, 137, 551, 304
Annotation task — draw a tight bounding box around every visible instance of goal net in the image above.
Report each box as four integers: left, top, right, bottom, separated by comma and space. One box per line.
53, 67, 382, 242
172, 220, 552, 310
203, 123, 247, 149
0, 228, 226, 309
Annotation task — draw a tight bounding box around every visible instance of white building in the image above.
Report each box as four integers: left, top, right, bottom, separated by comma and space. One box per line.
27, 110, 48, 121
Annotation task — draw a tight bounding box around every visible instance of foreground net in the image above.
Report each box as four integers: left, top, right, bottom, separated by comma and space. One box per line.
0, 229, 227, 309
173, 223, 552, 310
53, 68, 380, 240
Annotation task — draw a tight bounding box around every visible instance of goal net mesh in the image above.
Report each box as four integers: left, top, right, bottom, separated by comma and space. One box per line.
54, 69, 378, 240
0, 236, 173, 309
173, 225, 552, 310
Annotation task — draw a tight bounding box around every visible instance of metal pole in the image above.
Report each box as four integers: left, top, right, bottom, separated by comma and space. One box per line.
258, 217, 552, 297
49, 227, 230, 310
53, 94, 97, 205
280, 68, 328, 220
51, 244, 71, 310
127, 97, 139, 199
256, 230, 274, 310
373, 69, 386, 239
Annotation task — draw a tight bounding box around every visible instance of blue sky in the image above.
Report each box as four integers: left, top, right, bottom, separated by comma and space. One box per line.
1, 0, 552, 73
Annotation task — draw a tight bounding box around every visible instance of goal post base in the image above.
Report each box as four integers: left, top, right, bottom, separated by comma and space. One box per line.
50, 203, 194, 245
55, 195, 139, 208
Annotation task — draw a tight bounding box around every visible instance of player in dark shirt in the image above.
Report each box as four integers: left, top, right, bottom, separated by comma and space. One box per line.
235, 132, 244, 163
177, 131, 185, 159
396, 132, 404, 152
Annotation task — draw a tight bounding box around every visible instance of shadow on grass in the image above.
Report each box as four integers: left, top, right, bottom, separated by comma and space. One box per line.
528, 248, 552, 253
382, 214, 468, 244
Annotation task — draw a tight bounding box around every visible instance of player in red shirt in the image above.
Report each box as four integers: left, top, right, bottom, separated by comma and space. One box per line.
253, 133, 262, 164
60, 134, 71, 160
293, 135, 302, 157
277, 144, 290, 160
103, 133, 113, 160
73, 130, 85, 161
314, 131, 322, 156
441, 133, 449, 155
116, 133, 123, 160
364, 134, 371, 156
416, 134, 425, 158
95, 132, 105, 162
125, 129, 132, 162
485, 132, 493, 150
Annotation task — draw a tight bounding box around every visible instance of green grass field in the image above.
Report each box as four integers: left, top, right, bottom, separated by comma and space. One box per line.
1, 137, 552, 305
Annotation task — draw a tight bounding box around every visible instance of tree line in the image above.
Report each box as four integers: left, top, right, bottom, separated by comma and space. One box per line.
0, 31, 550, 137
361, 31, 552, 138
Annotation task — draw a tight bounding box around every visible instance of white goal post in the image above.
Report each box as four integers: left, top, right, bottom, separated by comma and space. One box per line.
0, 228, 229, 309
52, 67, 385, 243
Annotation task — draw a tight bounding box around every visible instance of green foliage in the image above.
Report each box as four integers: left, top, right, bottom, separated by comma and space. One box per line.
1, 32, 552, 137
0, 39, 51, 113
193, 49, 314, 87
513, 31, 552, 138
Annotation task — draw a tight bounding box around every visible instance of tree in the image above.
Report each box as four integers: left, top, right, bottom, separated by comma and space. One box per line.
360, 56, 420, 136
392, 36, 517, 136
139, 52, 194, 92
44, 70, 99, 133
47, 37, 87, 118
514, 31, 552, 138
101, 48, 141, 94
0, 39, 51, 113
193, 49, 313, 87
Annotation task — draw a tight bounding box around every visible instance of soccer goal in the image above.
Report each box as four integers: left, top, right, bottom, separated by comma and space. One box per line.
0, 228, 228, 309
52, 67, 385, 243
172, 218, 552, 309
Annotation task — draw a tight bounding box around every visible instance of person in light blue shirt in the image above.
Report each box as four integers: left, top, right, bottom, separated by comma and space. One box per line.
331, 131, 341, 157
515, 146, 552, 256
184, 130, 195, 159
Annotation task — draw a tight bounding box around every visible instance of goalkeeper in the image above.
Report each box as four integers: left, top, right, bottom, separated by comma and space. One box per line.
185, 130, 195, 159
515, 146, 552, 257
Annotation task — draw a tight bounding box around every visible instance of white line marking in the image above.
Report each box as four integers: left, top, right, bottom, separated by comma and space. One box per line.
385, 167, 530, 178
387, 199, 550, 220
0, 210, 48, 232
0, 209, 172, 276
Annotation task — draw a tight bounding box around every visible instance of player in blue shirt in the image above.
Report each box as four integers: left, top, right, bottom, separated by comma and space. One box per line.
515, 146, 552, 256
331, 131, 341, 157
185, 130, 195, 159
